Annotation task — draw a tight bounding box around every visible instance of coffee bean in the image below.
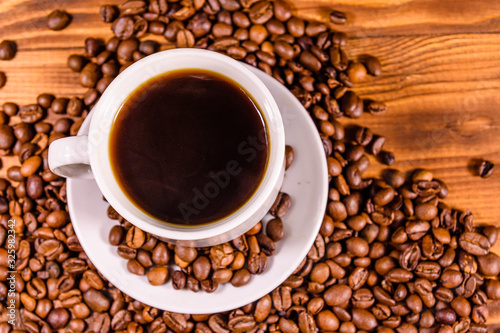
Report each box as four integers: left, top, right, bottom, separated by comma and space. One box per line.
231, 268, 251, 287
379, 150, 395, 165
0, 72, 6, 89
366, 100, 388, 114
99, 5, 119, 23
147, 266, 169, 285
478, 160, 494, 178
67, 55, 88, 73
80, 63, 102, 88
113, 16, 136, 40
176, 29, 195, 48
363, 55, 382, 76
269, 192, 291, 217
126, 226, 146, 249
47, 308, 70, 329
0, 40, 16, 60
347, 62, 367, 82
477, 252, 500, 276
0, 124, 15, 150
46, 10, 72, 31
266, 217, 284, 242
459, 232, 490, 256
329, 10, 347, 24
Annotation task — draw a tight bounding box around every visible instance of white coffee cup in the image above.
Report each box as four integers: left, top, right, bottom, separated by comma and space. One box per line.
48, 49, 285, 247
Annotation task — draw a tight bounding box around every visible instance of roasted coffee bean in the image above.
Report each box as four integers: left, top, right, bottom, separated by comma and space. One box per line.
367, 100, 387, 114
324, 284, 351, 307
269, 192, 291, 217
100, 5, 119, 23
0, 124, 15, 149
478, 160, 494, 178
329, 10, 347, 24
0, 72, 5, 89
113, 16, 136, 40
176, 29, 195, 48
67, 54, 88, 73
83, 288, 110, 312
126, 226, 146, 249
19, 104, 44, 123
46, 9, 72, 31
459, 232, 490, 255
80, 63, 102, 88
0, 40, 16, 60
147, 266, 169, 286
362, 55, 382, 76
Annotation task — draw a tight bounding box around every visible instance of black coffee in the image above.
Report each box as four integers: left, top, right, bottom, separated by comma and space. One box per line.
110, 69, 269, 226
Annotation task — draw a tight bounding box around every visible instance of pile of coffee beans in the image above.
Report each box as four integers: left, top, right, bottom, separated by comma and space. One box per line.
107, 170, 292, 291
0, 0, 499, 332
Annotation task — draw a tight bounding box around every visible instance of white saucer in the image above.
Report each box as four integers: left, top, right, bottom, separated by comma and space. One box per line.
67, 66, 328, 314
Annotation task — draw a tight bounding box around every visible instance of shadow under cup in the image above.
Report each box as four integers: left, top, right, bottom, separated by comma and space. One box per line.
109, 68, 271, 228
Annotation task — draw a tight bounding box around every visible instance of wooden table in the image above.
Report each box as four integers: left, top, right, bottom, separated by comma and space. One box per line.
1, 0, 500, 328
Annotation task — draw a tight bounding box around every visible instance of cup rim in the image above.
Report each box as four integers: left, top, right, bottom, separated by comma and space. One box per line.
88, 49, 285, 242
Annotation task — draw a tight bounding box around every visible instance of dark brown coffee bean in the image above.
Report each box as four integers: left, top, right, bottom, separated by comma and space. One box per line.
117, 244, 137, 260
415, 261, 441, 280
113, 16, 136, 40
459, 232, 490, 255
286, 17, 305, 37
436, 308, 457, 325
0, 72, 5, 89
108, 225, 124, 246
330, 46, 348, 71
192, 256, 211, 280
440, 269, 464, 288
0, 124, 14, 150
47, 308, 70, 329
80, 63, 102, 88
127, 259, 145, 275
99, 5, 119, 23
50, 97, 69, 114
65, 97, 84, 116
248, 1, 273, 24
67, 54, 88, 73
329, 10, 347, 24
46, 10, 72, 31
266, 217, 284, 242
19, 104, 44, 123
0, 40, 16, 61
379, 150, 395, 165
363, 55, 382, 76
269, 192, 291, 217
478, 160, 494, 178
84, 38, 104, 57
3, 102, 18, 116
477, 252, 500, 276
231, 268, 251, 287
399, 243, 421, 270
83, 288, 110, 313
324, 284, 351, 307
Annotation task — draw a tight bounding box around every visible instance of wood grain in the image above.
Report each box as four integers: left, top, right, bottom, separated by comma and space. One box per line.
1, 0, 500, 328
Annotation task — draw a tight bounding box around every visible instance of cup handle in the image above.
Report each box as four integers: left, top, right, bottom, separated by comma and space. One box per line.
48, 136, 94, 179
